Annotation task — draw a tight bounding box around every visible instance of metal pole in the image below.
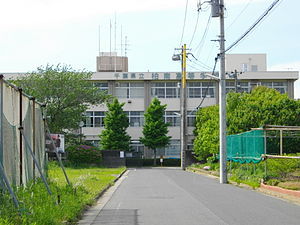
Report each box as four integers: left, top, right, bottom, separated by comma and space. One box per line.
19, 127, 52, 195
32, 98, 36, 180
19, 88, 23, 185
0, 75, 3, 166
181, 44, 187, 170
264, 129, 267, 178
219, 0, 227, 183
45, 126, 71, 186
280, 130, 283, 155
0, 163, 19, 208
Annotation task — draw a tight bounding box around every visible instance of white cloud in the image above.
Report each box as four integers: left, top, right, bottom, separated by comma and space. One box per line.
269, 61, 300, 99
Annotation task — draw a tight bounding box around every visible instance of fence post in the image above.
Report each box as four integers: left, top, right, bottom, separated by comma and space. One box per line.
0, 75, 3, 166
19, 127, 52, 195
32, 97, 36, 180
19, 88, 23, 185
0, 163, 19, 208
264, 129, 267, 178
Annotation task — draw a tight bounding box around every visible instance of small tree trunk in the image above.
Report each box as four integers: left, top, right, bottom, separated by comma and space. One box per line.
153, 148, 157, 166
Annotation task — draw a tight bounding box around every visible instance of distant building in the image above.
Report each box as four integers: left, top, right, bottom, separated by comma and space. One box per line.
2, 54, 298, 159
96, 52, 128, 72
83, 53, 298, 158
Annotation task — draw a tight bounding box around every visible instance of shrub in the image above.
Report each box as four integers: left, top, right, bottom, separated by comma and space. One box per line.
66, 145, 102, 165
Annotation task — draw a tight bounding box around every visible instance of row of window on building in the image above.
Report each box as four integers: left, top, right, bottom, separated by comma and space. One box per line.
84, 111, 197, 128
86, 139, 185, 159
94, 81, 288, 98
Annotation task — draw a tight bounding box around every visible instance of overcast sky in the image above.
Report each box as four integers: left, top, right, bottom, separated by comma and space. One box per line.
1, 0, 299, 98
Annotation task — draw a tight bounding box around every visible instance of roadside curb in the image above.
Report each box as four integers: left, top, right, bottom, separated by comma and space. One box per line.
258, 183, 300, 205
94, 168, 127, 201
259, 183, 300, 198
188, 167, 300, 205
78, 168, 128, 224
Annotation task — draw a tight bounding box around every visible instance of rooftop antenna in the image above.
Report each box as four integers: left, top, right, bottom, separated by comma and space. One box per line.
114, 13, 117, 72
125, 35, 128, 57
98, 25, 101, 56
109, 20, 112, 57
121, 25, 123, 57
121, 25, 123, 70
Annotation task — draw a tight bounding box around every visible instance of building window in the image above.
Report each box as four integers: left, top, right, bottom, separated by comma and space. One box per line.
251, 65, 258, 72
115, 82, 144, 98
157, 140, 180, 159
239, 81, 250, 92
84, 111, 105, 127
242, 63, 248, 72
261, 81, 287, 94
130, 141, 144, 154
187, 82, 215, 98
93, 82, 109, 93
187, 111, 196, 127
226, 81, 236, 94
165, 111, 180, 126
125, 111, 144, 127
151, 82, 180, 98
226, 81, 250, 93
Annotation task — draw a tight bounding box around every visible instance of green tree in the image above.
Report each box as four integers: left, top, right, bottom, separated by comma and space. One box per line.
140, 98, 171, 166
13, 64, 108, 133
99, 98, 131, 151
193, 86, 300, 161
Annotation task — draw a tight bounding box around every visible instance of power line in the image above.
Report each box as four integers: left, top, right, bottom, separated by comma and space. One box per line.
189, 53, 213, 70
225, 0, 281, 53
188, 56, 219, 115
188, 59, 212, 71
226, 0, 253, 31
194, 13, 212, 57
188, 11, 200, 47
180, 0, 189, 45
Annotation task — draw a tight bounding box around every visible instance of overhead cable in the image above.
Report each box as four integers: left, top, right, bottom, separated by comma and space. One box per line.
180, 0, 189, 45
188, 11, 200, 47
225, 0, 281, 53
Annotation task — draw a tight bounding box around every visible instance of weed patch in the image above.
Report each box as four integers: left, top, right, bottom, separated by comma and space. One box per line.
0, 162, 125, 225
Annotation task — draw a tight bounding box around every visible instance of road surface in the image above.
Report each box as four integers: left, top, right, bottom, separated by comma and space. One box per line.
80, 168, 300, 225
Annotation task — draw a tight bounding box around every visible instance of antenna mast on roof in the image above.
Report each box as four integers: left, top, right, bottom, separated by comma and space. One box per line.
114, 13, 117, 72
109, 20, 112, 56
98, 25, 101, 56
125, 36, 128, 57
121, 25, 123, 69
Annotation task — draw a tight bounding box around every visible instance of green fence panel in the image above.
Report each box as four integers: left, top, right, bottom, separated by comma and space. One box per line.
227, 130, 265, 163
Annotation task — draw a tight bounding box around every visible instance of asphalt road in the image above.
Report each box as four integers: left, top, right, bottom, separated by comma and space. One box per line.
85, 168, 300, 225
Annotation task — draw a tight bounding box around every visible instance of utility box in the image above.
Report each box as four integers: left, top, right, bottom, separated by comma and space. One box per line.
211, 0, 220, 17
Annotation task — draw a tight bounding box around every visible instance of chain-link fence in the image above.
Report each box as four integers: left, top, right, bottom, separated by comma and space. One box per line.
0, 75, 46, 186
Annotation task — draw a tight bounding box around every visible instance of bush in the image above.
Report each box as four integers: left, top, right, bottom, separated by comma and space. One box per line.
266, 179, 280, 186
267, 158, 300, 179
66, 145, 102, 165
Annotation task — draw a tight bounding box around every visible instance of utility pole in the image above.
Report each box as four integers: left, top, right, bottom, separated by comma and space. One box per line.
172, 45, 188, 170
181, 44, 187, 170
210, 0, 227, 183
218, 0, 227, 184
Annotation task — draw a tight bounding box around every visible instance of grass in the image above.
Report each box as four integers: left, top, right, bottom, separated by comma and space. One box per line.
277, 181, 300, 191
190, 156, 300, 189
0, 162, 125, 225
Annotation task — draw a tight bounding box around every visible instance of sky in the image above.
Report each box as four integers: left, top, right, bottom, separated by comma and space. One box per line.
0, 0, 299, 98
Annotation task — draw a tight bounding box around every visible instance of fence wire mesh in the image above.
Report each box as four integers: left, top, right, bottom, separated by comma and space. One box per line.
0, 77, 45, 186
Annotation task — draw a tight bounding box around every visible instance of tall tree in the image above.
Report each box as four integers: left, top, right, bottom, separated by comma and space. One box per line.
99, 98, 131, 151
193, 86, 300, 161
13, 64, 108, 133
140, 98, 171, 166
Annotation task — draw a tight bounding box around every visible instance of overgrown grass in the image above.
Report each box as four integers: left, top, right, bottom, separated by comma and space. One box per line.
0, 162, 125, 225
190, 156, 300, 189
